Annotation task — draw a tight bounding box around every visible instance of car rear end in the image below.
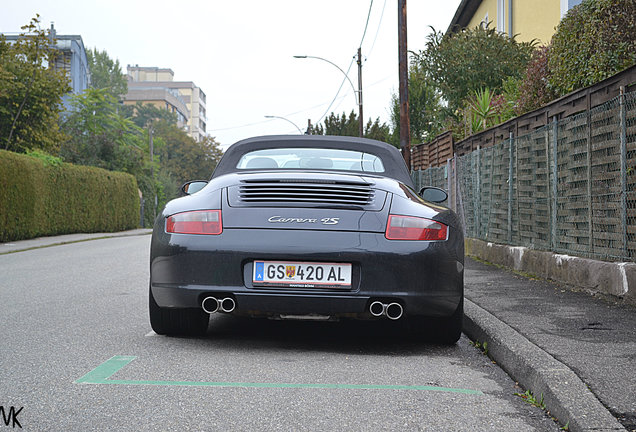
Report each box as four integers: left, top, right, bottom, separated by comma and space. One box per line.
150, 172, 463, 324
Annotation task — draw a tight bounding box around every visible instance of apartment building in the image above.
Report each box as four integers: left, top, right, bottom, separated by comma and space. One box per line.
2, 23, 90, 109
124, 66, 207, 141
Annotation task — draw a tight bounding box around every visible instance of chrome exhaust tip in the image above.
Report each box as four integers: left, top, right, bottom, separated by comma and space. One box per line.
369, 301, 386, 317
385, 302, 403, 320
202, 296, 219, 314
220, 297, 236, 313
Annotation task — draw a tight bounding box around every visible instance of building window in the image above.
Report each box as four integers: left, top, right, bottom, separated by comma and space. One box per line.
497, 0, 505, 32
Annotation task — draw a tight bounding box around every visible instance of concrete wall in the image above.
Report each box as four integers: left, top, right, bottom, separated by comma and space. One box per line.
466, 238, 636, 304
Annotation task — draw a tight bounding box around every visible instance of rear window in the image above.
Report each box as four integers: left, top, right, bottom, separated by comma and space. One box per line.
236, 148, 385, 173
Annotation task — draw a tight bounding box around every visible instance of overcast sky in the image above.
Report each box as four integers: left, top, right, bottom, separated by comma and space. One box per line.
1, 0, 461, 149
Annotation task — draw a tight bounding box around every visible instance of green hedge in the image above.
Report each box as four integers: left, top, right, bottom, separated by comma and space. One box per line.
549, 0, 636, 95
0, 150, 140, 242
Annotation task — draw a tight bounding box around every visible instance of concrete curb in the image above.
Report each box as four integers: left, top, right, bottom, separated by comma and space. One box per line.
463, 299, 626, 432
465, 238, 636, 304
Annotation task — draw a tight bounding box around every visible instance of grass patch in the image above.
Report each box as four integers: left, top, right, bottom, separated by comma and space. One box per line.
514, 390, 546, 409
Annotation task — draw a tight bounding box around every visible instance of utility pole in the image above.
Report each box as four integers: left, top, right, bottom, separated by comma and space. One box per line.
398, 0, 411, 169
357, 47, 364, 138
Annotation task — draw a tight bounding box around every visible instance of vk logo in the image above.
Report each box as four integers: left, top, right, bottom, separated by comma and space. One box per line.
0, 406, 23, 429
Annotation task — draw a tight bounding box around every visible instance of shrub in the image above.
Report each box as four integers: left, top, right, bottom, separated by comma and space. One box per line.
517, 45, 559, 114
549, 0, 636, 95
420, 24, 535, 112
0, 150, 139, 242
461, 88, 516, 138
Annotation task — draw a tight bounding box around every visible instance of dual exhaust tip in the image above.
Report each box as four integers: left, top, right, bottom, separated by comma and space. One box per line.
369, 301, 403, 320
202, 296, 236, 314
203, 296, 401, 319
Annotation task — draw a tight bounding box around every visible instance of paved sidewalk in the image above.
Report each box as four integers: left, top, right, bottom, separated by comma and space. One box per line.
0, 229, 152, 254
464, 257, 636, 432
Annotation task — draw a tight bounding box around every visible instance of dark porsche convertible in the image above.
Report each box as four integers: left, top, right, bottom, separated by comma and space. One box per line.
149, 135, 464, 343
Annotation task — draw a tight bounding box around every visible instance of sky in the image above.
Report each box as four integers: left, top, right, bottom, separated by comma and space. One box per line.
0, 0, 461, 150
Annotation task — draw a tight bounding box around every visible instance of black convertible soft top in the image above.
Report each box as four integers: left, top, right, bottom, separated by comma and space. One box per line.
213, 135, 414, 187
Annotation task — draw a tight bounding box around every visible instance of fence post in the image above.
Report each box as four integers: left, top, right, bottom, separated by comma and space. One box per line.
486, 148, 496, 239
447, 158, 453, 211
452, 156, 458, 212
508, 133, 514, 243
586, 91, 594, 255
552, 117, 559, 251
544, 125, 552, 249
620, 86, 628, 258
456, 153, 466, 235
475, 146, 481, 238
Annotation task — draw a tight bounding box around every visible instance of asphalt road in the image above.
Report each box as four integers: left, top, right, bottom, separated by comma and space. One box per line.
0, 235, 560, 431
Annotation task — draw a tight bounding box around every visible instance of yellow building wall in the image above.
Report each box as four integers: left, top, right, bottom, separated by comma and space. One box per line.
513, 0, 561, 44
122, 100, 166, 110
465, 0, 561, 45
468, 0, 499, 30
135, 70, 174, 82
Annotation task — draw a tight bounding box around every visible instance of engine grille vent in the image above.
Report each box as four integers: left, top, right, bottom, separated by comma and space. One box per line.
236, 180, 375, 207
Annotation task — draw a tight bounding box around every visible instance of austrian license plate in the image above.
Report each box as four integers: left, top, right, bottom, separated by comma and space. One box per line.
253, 261, 352, 289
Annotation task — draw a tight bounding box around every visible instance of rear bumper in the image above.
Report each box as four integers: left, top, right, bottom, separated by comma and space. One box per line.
150, 227, 463, 318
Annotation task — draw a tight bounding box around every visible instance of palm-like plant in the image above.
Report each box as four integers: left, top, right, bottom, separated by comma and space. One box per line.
464, 88, 502, 134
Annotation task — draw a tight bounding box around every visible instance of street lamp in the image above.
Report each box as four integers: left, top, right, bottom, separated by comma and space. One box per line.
264, 115, 304, 134
294, 53, 363, 137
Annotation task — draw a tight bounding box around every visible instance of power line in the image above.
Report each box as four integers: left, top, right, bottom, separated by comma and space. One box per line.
315, 58, 356, 125
209, 119, 271, 132
293, 0, 376, 130
366, 0, 388, 58
210, 92, 353, 133
359, 0, 375, 47
317, 0, 375, 126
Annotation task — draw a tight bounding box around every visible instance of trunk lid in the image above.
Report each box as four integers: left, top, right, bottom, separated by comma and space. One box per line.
222, 173, 390, 232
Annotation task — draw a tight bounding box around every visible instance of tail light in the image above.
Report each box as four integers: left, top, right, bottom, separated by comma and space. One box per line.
166, 210, 222, 235
385, 215, 448, 241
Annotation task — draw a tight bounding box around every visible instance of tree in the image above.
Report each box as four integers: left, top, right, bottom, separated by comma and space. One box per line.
126, 101, 178, 128
59, 88, 144, 173
153, 120, 222, 184
419, 24, 535, 113
390, 62, 444, 145
363, 117, 392, 143
309, 111, 392, 143
548, 0, 636, 95
0, 15, 70, 153
86, 48, 127, 100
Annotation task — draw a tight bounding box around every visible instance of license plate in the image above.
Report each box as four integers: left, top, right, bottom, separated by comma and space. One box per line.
253, 261, 352, 289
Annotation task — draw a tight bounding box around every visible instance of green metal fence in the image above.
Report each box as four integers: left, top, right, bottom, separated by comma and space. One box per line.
412, 91, 636, 262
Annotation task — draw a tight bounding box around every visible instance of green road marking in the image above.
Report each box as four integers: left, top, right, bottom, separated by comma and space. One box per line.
75, 356, 483, 395
75, 355, 137, 383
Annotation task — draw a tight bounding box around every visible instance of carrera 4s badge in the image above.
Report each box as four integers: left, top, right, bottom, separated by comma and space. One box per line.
268, 216, 340, 225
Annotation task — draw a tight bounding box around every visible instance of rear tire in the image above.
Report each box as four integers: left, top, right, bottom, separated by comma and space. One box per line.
407, 297, 463, 345
149, 287, 209, 336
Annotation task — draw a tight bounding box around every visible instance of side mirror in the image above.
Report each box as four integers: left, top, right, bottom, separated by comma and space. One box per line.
419, 186, 448, 203
181, 181, 208, 195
